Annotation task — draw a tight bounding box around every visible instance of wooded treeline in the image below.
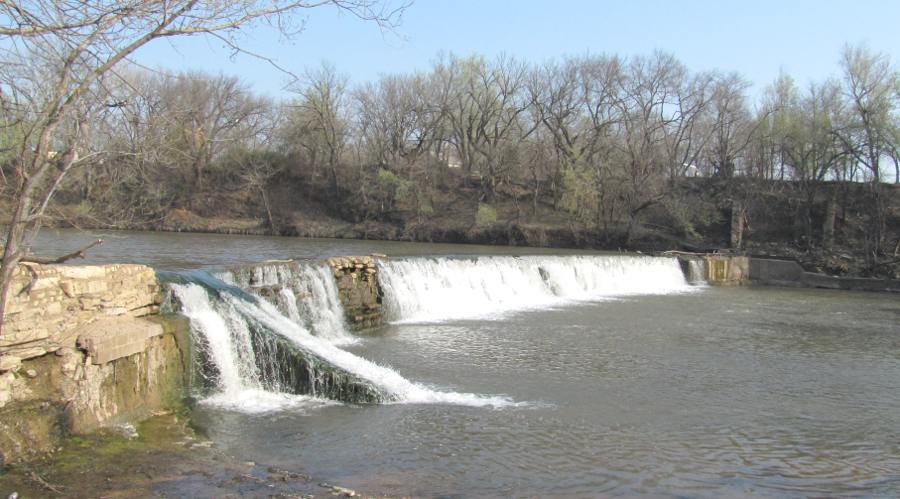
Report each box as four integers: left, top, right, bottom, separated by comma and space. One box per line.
3, 46, 899, 264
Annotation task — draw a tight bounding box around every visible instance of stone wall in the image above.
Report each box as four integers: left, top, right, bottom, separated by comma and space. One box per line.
326, 256, 384, 329
1, 264, 160, 364
0, 264, 187, 466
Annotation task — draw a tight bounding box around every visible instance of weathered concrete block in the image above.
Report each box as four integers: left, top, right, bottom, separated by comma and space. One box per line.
749, 258, 805, 286
705, 256, 750, 286
77, 316, 164, 365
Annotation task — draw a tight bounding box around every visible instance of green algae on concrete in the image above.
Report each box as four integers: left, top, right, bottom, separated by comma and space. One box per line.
0, 413, 402, 498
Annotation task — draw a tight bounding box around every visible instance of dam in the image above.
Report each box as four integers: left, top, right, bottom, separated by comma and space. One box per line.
4, 229, 899, 497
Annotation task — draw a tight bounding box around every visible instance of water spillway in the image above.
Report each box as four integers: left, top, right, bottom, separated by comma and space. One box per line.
377, 255, 694, 323
167, 261, 524, 411
167, 255, 695, 411
170, 274, 386, 409
220, 261, 358, 346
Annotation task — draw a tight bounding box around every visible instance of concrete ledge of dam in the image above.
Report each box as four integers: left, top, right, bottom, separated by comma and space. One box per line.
749, 257, 900, 293
673, 253, 899, 293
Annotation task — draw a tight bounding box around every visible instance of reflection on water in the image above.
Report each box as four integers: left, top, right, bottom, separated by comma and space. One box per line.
34, 228, 596, 270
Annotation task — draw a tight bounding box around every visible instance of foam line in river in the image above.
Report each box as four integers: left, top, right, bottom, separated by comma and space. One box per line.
377, 255, 694, 323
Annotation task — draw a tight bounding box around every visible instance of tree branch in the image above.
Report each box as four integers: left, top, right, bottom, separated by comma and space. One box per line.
21, 239, 103, 264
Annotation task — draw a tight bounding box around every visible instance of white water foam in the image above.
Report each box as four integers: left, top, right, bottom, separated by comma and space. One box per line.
173, 284, 261, 393
202, 389, 338, 414
377, 255, 695, 323
221, 262, 358, 346
173, 282, 522, 411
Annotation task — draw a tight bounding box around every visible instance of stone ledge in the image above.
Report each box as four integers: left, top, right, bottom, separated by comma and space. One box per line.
1, 263, 161, 364
77, 316, 164, 365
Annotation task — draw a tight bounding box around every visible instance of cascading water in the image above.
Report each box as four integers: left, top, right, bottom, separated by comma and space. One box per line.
219, 261, 357, 346
169, 265, 521, 412
684, 258, 708, 285
169, 255, 697, 412
377, 255, 695, 323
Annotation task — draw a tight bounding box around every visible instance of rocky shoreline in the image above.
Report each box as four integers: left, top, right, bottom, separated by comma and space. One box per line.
0, 413, 399, 498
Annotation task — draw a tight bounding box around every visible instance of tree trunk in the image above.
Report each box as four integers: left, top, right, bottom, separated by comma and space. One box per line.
261, 187, 276, 233
730, 200, 744, 250
0, 194, 34, 334
822, 193, 837, 251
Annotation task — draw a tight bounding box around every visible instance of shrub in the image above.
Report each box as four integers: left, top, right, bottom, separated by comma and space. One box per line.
475, 203, 497, 226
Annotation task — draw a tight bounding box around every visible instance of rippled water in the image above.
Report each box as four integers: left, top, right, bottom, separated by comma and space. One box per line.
37, 229, 900, 497
193, 286, 900, 497
33, 228, 594, 270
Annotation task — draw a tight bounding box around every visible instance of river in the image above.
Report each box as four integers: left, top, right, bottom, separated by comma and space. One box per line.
37, 229, 900, 497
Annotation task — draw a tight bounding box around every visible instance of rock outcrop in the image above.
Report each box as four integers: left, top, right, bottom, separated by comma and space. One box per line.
0, 264, 187, 466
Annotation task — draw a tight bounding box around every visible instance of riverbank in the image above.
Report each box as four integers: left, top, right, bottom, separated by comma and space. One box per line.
21, 174, 897, 280
0, 413, 393, 498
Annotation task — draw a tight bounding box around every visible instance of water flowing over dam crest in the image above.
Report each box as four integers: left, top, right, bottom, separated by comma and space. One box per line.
165, 254, 698, 412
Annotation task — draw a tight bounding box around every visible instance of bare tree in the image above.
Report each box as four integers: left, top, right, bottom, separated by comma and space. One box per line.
837, 44, 899, 183
0, 0, 405, 333
282, 63, 350, 203
614, 52, 698, 242
835, 43, 899, 261
440, 54, 535, 201
158, 72, 270, 197
530, 54, 622, 226
706, 72, 754, 178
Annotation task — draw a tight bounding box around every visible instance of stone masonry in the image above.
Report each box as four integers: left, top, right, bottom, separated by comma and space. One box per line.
326, 256, 384, 329
0, 263, 186, 466
1, 264, 161, 366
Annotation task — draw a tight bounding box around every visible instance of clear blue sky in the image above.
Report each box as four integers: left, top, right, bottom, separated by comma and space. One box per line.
133, 0, 900, 102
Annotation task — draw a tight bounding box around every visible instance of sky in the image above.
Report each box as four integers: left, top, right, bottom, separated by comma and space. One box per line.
133, 0, 900, 103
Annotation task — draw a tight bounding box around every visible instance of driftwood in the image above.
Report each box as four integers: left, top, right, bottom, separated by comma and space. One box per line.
15, 239, 103, 297
660, 250, 715, 256
21, 239, 103, 264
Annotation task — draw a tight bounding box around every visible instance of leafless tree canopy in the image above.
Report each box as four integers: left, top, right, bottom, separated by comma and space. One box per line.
0, 0, 406, 332
1, 3, 898, 334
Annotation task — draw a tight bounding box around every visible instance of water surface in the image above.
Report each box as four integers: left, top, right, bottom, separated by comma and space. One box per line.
37, 229, 900, 497
34, 228, 595, 270
194, 285, 900, 497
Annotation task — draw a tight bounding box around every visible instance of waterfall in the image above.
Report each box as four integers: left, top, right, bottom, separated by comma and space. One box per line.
377, 255, 694, 323
220, 262, 357, 346
167, 254, 699, 412
685, 258, 708, 285
169, 271, 521, 412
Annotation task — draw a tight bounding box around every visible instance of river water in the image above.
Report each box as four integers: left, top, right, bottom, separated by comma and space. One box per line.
38, 229, 900, 497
